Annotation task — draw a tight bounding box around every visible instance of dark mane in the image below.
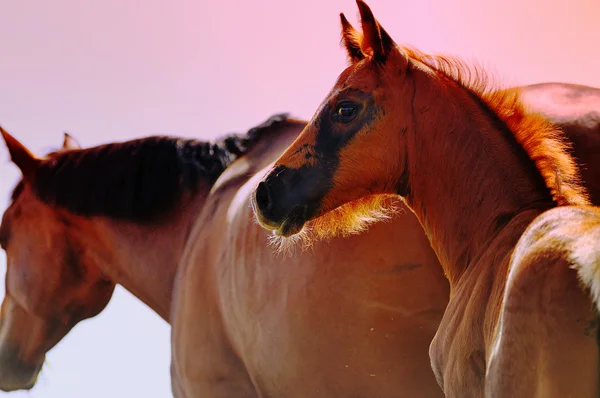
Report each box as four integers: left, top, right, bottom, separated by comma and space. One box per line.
402, 46, 590, 206
213, 112, 291, 158
16, 113, 292, 222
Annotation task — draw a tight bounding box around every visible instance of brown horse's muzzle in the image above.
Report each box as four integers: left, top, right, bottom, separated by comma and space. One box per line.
252, 165, 331, 237
0, 297, 48, 392
0, 342, 43, 392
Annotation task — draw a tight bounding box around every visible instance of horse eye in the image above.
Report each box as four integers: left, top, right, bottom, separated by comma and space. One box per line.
338, 106, 355, 117
334, 102, 359, 123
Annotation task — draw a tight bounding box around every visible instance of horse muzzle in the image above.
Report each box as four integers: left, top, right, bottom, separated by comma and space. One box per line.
252, 165, 328, 237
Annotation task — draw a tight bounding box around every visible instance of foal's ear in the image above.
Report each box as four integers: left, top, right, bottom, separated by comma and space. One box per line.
0, 126, 41, 179
356, 0, 395, 64
340, 13, 365, 64
62, 132, 81, 150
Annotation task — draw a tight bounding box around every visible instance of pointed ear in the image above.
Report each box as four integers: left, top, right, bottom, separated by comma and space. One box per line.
62, 132, 81, 150
340, 13, 364, 64
356, 0, 395, 64
0, 126, 41, 178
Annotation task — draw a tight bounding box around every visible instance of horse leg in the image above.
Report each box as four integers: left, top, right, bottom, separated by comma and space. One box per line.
486, 251, 599, 397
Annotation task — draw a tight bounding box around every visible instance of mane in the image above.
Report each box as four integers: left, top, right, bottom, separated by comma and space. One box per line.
212, 112, 292, 158
404, 46, 590, 207
18, 113, 293, 223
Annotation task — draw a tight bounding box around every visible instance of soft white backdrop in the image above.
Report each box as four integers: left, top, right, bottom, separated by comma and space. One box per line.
0, 0, 598, 396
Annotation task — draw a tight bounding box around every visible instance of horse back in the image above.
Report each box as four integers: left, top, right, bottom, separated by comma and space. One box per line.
520, 83, 600, 202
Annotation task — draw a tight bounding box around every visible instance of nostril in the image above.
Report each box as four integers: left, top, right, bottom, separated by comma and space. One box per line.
255, 181, 272, 212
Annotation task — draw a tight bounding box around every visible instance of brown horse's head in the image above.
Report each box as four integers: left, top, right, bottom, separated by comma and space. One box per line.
0, 130, 116, 391
252, 0, 588, 240
253, 0, 412, 237
0, 113, 296, 391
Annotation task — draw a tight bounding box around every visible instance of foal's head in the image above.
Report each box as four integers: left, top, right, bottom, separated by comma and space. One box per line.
253, 0, 416, 237
252, 0, 586, 238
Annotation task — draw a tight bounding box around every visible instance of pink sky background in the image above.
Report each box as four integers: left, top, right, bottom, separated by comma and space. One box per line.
0, 0, 599, 396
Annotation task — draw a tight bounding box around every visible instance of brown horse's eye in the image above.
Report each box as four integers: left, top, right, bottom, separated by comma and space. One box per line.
338, 107, 355, 117
334, 102, 359, 123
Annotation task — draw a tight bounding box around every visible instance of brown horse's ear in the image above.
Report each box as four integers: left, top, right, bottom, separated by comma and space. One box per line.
340, 13, 365, 63
62, 132, 81, 150
0, 126, 41, 178
356, 0, 395, 64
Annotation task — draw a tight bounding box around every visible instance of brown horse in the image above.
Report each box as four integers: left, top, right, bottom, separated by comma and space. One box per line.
252, 1, 600, 396
0, 118, 273, 392
169, 117, 450, 397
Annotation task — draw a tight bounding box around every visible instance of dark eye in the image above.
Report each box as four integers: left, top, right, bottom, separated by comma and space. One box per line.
338, 106, 355, 117
333, 102, 360, 123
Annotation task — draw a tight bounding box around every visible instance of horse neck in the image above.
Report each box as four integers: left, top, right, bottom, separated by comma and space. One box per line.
404, 82, 552, 286
77, 193, 205, 322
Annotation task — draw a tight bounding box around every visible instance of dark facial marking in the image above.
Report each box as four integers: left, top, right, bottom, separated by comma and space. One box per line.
257, 91, 382, 230
259, 164, 332, 225
313, 88, 379, 157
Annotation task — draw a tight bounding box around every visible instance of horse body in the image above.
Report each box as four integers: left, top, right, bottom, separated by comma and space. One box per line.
252, 2, 600, 396
484, 205, 600, 397
170, 118, 449, 397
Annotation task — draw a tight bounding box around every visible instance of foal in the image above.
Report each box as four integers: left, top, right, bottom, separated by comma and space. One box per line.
252, 1, 600, 396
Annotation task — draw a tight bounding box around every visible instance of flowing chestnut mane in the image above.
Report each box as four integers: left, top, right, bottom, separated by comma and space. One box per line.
404, 46, 589, 206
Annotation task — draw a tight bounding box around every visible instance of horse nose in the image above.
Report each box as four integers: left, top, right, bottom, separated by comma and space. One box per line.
255, 181, 273, 214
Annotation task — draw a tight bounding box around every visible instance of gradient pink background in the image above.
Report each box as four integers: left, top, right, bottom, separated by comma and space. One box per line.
1, 0, 599, 396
